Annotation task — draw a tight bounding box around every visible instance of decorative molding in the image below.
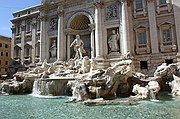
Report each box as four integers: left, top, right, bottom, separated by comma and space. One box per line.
106, 4, 119, 20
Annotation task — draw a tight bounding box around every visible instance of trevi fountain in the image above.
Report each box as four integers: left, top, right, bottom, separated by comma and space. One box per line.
1, 35, 180, 118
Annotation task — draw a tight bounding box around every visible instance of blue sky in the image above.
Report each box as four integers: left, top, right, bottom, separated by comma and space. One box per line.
0, 0, 40, 38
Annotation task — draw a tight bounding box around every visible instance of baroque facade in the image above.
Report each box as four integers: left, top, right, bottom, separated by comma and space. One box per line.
11, 0, 180, 75
0, 35, 11, 75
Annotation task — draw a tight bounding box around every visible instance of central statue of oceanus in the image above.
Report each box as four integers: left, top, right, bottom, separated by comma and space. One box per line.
70, 34, 86, 59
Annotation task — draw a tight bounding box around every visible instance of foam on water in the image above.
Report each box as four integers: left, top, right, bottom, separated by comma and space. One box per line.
29, 94, 68, 99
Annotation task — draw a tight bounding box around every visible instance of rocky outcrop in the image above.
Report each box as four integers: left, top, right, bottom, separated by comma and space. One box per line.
66, 80, 88, 102
0, 78, 34, 94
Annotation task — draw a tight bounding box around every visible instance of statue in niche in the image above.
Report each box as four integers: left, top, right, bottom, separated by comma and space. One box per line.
70, 34, 86, 60
108, 30, 119, 52
49, 40, 57, 58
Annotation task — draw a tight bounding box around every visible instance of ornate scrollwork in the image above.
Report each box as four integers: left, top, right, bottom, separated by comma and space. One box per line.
49, 17, 58, 30
106, 4, 118, 20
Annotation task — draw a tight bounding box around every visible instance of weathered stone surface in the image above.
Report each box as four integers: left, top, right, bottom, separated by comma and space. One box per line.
0, 78, 34, 94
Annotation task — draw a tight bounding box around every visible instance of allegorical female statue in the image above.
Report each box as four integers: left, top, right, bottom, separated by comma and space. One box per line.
108, 30, 119, 52
49, 40, 57, 58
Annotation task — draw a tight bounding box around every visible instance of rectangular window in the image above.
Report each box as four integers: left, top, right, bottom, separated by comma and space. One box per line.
16, 25, 21, 35
165, 59, 173, 65
25, 47, 30, 57
37, 20, 41, 31
26, 21, 31, 32
1, 51, 3, 56
0, 43, 2, 47
5, 44, 8, 48
0, 60, 1, 65
140, 61, 148, 70
5, 61, 8, 65
6, 52, 8, 57
136, 0, 143, 9
160, 0, 167, 5
163, 28, 172, 42
138, 32, 146, 44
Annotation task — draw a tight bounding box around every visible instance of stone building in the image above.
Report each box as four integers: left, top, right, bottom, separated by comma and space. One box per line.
0, 35, 11, 75
11, 0, 180, 75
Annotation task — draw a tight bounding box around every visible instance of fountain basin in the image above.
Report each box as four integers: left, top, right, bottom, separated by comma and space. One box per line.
32, 77, 76, 96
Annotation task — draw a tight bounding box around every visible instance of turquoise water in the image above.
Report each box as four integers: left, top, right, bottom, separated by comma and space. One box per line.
0, 93, 180, 119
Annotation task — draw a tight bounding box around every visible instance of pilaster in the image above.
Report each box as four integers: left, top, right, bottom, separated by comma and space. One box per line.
21, 21, 26, 65
172, 0, 180, 61
31, 18, 37, 65
39, 12, 47, 62
120, 0, 131, 55
11, 26, 16, 59
147, 0, 159, 53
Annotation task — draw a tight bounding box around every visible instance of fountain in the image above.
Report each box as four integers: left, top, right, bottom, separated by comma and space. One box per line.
1, 35, 180, 106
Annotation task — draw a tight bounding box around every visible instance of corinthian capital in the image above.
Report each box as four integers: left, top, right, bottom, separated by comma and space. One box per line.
120, 0, 133, 6
57, 6, 64, 17
94, 0, 104, 8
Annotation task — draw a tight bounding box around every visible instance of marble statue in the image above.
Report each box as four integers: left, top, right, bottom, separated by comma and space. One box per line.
147, 81, 160, 100
132, 80, 160, 100
79, 56, 91, 74
132, 84, 149, 99
108, 30, 119, 52
70, 34, 86, 59
169, 75, 180, 96
49, 40, 57, 58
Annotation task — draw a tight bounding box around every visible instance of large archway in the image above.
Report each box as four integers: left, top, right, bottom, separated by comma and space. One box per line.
67, 12, 94, 59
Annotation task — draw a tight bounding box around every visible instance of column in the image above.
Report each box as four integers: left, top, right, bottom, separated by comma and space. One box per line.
21, 21, 25, 65
94, 1, 104, 58
11, 26, 15, 59
67, 34, 71, 59
57, 9, 64, 61
31, 18, 37, 65
89, 24, 95, 58
39, 13, 46, 62
147, 0, 159, 53
172, 0, 180, 60
121, 0, 131, 55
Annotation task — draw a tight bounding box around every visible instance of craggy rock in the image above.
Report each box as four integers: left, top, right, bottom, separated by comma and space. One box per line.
67, 80, 88, 102
0, 78, 34, 94
154, 63, 177, 78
